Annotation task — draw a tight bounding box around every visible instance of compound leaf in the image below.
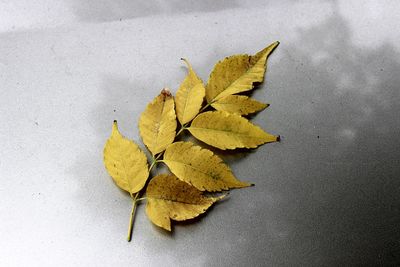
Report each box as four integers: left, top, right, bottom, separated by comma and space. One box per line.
211, 95, 268, 115
139, 89, 177, 155
175, 59, 206, 124
103, 121, 149, 195
206, 41, 279, 103
145, 174, 224, 231
188, 111, 278, 150
162, 141, 251, 191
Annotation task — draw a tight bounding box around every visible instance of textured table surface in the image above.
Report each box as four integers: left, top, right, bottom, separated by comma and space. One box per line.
1, 1, 399, 266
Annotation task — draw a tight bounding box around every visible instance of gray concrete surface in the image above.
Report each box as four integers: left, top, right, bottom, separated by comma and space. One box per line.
0, 0, 399, 266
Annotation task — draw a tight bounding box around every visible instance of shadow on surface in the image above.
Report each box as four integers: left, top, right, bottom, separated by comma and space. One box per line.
223, 7, 400, 267
69, 0, 239, 23
70, 5, 400, 266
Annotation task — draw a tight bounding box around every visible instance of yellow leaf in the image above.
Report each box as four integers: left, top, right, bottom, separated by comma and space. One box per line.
145, 174, 223, 231
211, 95, 268, 115
162, 141, 251, 191
175, 59, 206, 124
188, 111, 278, 150
139, 89, 177, 155
205, 41, 279, 103
103, 121, 149, 195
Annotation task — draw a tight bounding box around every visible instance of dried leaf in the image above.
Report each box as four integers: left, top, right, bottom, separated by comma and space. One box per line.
139, 89, 177, 155
175, 59, 206, 125
206, 41, 279, 103
145, 174, 223, 231
104, 41, 281, 240
103, 121, 149, 194
188, 111, 278, 150
162, 141, 251, 192
211, 95, 268, 115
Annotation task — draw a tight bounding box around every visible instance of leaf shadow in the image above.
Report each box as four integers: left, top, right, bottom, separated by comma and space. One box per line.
149, 222, 173, 237
68, 0, 241, 23
68, 74, 153, 237
198, 6, 400, 266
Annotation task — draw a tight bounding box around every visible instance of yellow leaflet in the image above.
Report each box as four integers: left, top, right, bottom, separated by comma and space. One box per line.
211, 95, 268, 116
188, 111, 278, 150
103, 121, 149, 195
139, 89, 177, 155
146, 174, 223, 231
175, 59, 206, 125
205, 41, 279, 103
162, 141, 251, 192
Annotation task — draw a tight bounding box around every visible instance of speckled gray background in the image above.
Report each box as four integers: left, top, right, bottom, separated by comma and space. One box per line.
1, 1, 399, 266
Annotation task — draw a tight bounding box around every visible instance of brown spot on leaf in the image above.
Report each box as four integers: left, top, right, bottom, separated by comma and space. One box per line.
161, 88, 172, 97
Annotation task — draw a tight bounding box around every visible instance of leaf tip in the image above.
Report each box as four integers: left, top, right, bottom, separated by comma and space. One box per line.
112, 120, 119, 132
161, 88, 172, 97
180, 58, 192, 70
265, 41, 280, 56
269, 41, 280, 50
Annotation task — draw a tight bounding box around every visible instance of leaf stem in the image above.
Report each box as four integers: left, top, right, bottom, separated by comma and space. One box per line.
155, 153, 163, 160
126, 101, 204, 241
176, 126, 186, 137
127, 193, 140, 242
149, 160, 157, 172
199, 102, 212, 113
